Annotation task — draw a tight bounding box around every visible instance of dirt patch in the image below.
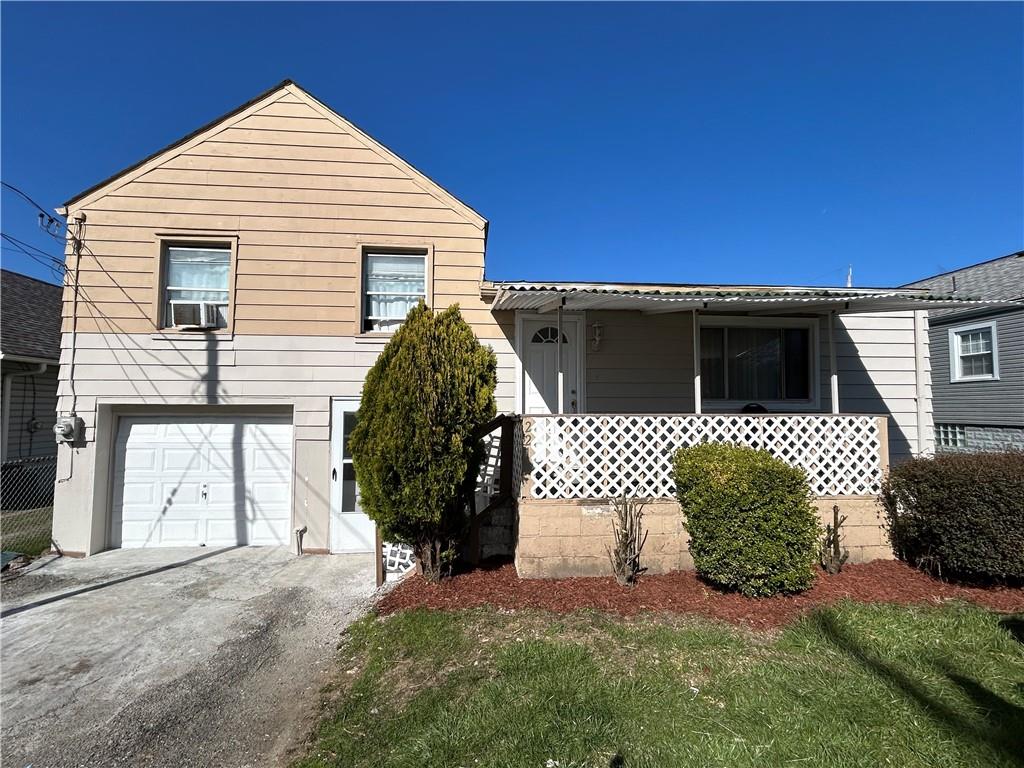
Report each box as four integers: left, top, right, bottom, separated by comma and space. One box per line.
377, 560, 1024, 630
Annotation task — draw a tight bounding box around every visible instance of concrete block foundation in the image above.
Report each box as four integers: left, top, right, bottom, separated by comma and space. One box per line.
515, 495, 891, 579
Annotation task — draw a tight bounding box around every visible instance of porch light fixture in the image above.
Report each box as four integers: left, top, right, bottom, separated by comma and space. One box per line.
590, 322, 603, 351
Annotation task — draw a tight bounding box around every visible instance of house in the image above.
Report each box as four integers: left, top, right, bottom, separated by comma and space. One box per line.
2, 269, 62, 552
903, 252, 1024, 453
50, 81, 1013, 575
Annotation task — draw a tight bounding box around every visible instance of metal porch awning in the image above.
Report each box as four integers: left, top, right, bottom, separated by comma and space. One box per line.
487, 281, 1020, 315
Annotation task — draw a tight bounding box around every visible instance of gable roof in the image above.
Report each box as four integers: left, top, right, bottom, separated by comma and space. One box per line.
60, 79, 487, 230
0, 270, 63, 362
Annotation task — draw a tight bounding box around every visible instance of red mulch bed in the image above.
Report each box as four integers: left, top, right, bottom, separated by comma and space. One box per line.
377, 560, 1024, 630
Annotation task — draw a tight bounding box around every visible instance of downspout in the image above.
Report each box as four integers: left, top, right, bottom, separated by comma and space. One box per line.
556, 301, 564, 413
2, 363, 47, 462
913, 310, 928, 456
828, 311, 840, 414
692, 309, 701, 415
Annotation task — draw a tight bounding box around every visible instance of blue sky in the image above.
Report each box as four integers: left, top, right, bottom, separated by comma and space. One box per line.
2, 2, 1021, 288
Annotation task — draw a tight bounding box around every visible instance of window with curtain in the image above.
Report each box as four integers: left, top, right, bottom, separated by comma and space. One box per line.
700, 324, 812, 402
163, 245, 231, 328
362, 251, 426, 332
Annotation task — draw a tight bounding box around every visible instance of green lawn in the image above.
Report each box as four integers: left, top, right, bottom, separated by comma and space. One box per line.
298, 602, 1024, 768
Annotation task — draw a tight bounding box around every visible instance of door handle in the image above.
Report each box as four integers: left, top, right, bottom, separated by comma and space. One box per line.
201, 483, 208, 500
332, 467, 337, 481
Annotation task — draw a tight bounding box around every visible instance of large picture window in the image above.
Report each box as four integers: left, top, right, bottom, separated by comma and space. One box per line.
162, 245, 231, 329
361, 250, 427, 332
700, 319, 815, 404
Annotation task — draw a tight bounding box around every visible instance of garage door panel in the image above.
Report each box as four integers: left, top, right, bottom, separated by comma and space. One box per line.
121, 520, 158, 547
163, 480, 203, 506
113, 415, 293, 548
249, 481, 289, 505
249, 519, 289, 546
123, 448, 157, 471
161, 520, 202, 546
120, 481, 157, 505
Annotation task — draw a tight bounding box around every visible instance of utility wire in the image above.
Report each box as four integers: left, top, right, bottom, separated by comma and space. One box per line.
1, 232, 66, 281
0, 232, 65, 266
1, 181, 64, 222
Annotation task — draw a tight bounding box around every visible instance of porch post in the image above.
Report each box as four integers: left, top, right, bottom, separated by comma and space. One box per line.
829, 311, 840, 414
556, 302, 564, 413
692, 309, 702, 415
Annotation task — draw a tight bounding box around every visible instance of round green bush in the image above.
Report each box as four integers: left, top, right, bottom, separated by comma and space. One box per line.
882, 452, 1024, 582
672, 443, 820, 597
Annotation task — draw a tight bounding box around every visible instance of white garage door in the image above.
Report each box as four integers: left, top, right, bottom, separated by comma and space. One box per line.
112, 416, 293, 548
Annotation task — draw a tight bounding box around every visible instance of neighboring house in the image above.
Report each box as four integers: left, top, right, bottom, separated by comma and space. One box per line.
1, 269, 62, 461
1, 269, 62, 549
50, 81, 1012, 573
904, 252, 1024, 453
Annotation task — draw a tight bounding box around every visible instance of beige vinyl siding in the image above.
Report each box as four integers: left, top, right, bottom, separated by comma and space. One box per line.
827, 312, 932, 462
585, 311, 695, 413
61, 88, 491, 338
53, 83, 503, 554
57, 333, 517, 442
576, 310, 930, 463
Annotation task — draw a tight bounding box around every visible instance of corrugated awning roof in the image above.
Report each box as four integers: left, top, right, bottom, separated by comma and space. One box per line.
488, 281, 1021, 315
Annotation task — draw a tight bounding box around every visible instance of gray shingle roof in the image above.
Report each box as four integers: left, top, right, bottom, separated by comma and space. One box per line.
1, 270, 62, 361
903, 251, 1024, 320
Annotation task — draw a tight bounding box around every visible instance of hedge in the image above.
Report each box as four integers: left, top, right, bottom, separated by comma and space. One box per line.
881, 452, 1024, 582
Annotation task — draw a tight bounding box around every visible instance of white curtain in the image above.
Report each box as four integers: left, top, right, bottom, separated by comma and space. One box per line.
364, 254, 425, 331
165, 247, 230, 327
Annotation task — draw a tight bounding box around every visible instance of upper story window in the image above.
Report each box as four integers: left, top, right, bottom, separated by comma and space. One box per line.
949, 321, 999, 382
362, 250, 426, 332
700, 319, 815, 404
162, 245, 231, 329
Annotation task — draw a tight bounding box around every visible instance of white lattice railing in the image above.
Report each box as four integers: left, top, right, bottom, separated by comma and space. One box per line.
522, 414, 886, 499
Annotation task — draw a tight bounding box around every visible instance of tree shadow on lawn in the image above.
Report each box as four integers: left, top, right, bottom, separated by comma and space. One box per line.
812, 612, 1024, 766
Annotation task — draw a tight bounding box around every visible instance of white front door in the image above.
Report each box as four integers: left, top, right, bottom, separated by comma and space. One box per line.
112, 415, 293, 548
330, 399, 375, 553
521, 317, 581, 414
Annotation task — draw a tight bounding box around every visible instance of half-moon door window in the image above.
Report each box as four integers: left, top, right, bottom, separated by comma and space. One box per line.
530, 326, 568, 344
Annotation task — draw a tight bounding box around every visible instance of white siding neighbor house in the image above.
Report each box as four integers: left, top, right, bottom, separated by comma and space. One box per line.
50, 81, 1015, 577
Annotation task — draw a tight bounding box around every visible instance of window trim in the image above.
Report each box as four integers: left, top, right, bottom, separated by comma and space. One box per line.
697, 315, 820, 411
354, 242, 433, 337
153, 232, 238, 335
948, 320, 999, 383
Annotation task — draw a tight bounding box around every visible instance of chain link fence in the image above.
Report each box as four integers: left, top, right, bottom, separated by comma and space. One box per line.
1, 456, 57, 556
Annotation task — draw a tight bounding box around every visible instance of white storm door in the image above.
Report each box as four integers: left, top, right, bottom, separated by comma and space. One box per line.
522, 317, 581, 414
330, 399, 376, 553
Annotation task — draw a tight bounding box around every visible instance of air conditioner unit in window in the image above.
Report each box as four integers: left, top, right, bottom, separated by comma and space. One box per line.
169, 301, 222, 329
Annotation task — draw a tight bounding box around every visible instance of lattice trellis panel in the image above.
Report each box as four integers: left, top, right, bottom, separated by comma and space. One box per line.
522, 415, 883, 499
383, 542, 416, 574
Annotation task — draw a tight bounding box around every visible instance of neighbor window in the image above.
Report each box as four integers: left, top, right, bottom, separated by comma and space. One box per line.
162, 245, 231, 329
949, 322, 998, 382
700, 321, 814, 403
936, 424, 967, 448
361, 250, 426, 332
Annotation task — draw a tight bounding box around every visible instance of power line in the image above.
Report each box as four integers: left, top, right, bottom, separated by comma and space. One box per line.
1, 233, 66, 281
0, 232, 64, 266
1, 181, 63, 222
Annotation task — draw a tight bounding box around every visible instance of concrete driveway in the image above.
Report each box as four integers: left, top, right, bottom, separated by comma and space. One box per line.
1, 547, 376, 768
